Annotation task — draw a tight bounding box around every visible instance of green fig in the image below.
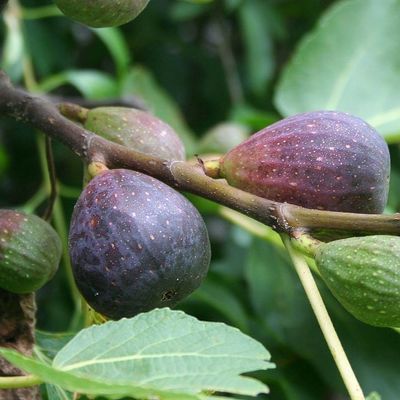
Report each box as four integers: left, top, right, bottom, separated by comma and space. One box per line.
84, 107, 186, 161
0, 210, 61, 293
55, 0, 149, 28
316, 235, 400, 327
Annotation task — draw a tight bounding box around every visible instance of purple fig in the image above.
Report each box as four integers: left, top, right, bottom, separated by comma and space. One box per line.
220, 111, 390, 213
0, 210, 61, 293
69, 169, 210, 319
84, 107, 185, 161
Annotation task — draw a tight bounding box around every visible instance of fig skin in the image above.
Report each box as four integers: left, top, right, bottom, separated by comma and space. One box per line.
220, 111, 390, 213
55, 0, 149, 28
316, 235, 400, 327
0, 210, 61, 293
69, 169, 210, 320
84, 107, 185, 161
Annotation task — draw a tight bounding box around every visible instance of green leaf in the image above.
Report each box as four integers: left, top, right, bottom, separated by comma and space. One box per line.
1, 309, 273, 399
186, 278, 250, 332
238, 0, 274, 98
35, 330, 75, 360
39, 70, 119, 99
93, 28, 131, 79
44, 383, 73, 400
275, 0, 400, 142
0, 349, 194, 400
121, 67, 197, 154
366, 392, 381, 400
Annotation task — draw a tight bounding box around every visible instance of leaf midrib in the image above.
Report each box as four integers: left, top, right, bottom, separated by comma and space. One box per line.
60, 352, 268, 372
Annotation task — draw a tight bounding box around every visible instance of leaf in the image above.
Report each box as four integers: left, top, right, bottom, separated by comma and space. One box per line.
186, 277, 250, 332
39, 70, 119, 99
238, 0, 274, 98
1, 309, 273, 399
0, 349, 194, 400
93, 28, 131, 79
44, 383, 73, 400
366, 392, 381, 400
275, 0, 400, 142
121, 67, 197, 154
35, 330, 75, 360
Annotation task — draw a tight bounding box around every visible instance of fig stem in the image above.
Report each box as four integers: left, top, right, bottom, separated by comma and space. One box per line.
87, 161, 109, 178
0, 375, 42, 389
1, 69, 400, 237
282, 234, 365, 400
58, 102, 89, 123
290, 231, 323, 258
201, 158, 221, 179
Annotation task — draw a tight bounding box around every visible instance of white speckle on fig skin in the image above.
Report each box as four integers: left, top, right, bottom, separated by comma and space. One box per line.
69, 169, 211, 320
84, 107, 185, 161
220, 110, 390, 213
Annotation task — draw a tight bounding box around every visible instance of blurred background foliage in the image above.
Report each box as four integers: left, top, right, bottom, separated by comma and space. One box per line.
1, 0, 400, 399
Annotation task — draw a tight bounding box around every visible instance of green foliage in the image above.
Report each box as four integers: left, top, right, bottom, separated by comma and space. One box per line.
275, 0, 400, 142
1, 309, 274, 399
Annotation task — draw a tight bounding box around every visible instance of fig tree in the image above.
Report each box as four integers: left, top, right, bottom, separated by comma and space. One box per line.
0, 210, 61, 293
69, 169, 210, 319
84, 107, 185, 160
220, 111, 390, 213
54, 0, 149, 28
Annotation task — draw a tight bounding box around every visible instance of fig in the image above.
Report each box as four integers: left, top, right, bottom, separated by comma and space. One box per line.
316, 235, 400, 327
220, 111, 390, 213
54, 0, 149, 28
69, 169, 210, 319
84, 107, 186, 161
0, 210, 61, 294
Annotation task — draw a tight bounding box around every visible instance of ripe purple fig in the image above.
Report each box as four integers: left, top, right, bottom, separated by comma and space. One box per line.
69, 169, 210, 319
220, 111, 390, 213
84, 107, 185, 161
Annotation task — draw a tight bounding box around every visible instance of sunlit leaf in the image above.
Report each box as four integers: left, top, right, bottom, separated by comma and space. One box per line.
1, 309, 273, 399
275, 0, 400, 142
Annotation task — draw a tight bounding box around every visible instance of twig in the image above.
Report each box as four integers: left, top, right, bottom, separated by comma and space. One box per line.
282, 235, 365, 400
0, 70, 400, 237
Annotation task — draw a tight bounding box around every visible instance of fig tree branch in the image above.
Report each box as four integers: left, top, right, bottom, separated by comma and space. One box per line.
1, 69, 400, 237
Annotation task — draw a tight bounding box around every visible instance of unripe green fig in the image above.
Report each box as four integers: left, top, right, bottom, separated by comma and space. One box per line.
316, 235, 400, 327
0, 210, 61, 294
54, 0, 149, 28
69, 169, 211, 319
84, 107, 186, 161
220, 111, 390, 213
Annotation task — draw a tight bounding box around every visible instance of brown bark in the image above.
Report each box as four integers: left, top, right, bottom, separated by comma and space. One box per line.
0, 289, 40, 400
